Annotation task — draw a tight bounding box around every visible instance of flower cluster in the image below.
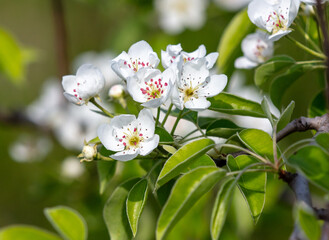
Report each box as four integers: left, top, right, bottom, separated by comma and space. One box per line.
61, 40, 227, 161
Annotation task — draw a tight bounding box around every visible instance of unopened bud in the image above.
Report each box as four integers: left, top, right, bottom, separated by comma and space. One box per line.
109, 84, 125, 99
81, 144, 97, 161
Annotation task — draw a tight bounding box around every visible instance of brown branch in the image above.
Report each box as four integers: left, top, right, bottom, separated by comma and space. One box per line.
52, 0, 69, 77
277, 114, 329, 142
316, 0, 329, 108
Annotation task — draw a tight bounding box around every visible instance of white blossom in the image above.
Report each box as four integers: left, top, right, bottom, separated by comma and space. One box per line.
61, 157, 85, 179
111, 41, 160, 80
155, 0, 207, 34
126, 68, 175, 108
73, 51, 121, 89
62, 64, 105, 105
248, 0, 300, 41
171, 58, 227, 111
161, 44, 218, 70
98, 109, 159, 161
235, 31, 274, 69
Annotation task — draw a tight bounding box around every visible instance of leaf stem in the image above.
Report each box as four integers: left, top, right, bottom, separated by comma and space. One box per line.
286, 35, 326, 59
156, 107, 161, 126
170, 109, 184, 135
226, 168, 277, 177
90, 98, 114, 118
161, 104, 173, 127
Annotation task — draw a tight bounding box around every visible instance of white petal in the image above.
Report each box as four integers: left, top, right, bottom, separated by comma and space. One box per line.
171, 85, 184, 110
269, 30, 292, 41
182, 58, 209, 86
97, 123, 125, 152
140, 135, 160, 156
111, 52, 134, 80
137, 109, 155, 139
142, 97, 164, 108
185, 97, 211, 111
161, 50, 172, 69
199, 74, 227, 97
247, 0, 270, 30
128, 41, 159, 67
234, 56, 258, 69
62, 75, 77, 93
76, 64, 105, 99
126, 76, 148, 103
182, 45, 207, 59
111, 149, 140, 161
167, 43, 182, 55
205, 52, 219, 69
63, 92, 82, 105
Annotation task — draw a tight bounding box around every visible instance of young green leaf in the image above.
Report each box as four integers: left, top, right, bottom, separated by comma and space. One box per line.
254, 55, 295, 91
156, 167, 226, 240
209, 93, 266, 118
210, 178, 235, 240
0, 225, 61, 240
206, 119, 244, 139
270, 63, 324, 109
308, 90, 327, 118
126, 178, 148, 237
97, 160, 117, 194
288, 145, 329, 192
155, 127, 174, 143
156, 139, 215, 188
261, 96, 275, 126
217, 9, 255, 76
44, 206, 87, 240
277, 101, 295, 132
296, 202, 321, 240
227, 155, 266, 223
103, 178, 139, 240
316, 133, 329, 151
238, 129, 276, 162
181, 154, 216, 173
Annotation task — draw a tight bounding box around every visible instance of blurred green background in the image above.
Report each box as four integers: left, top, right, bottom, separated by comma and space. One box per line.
0, 0, 325, 239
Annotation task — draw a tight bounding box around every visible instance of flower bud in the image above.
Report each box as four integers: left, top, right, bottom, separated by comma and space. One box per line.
109, 84, 125, 99
81, 144, 97, 161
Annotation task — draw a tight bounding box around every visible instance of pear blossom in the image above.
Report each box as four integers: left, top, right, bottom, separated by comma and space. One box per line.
235, 31, 274, 69
61, 156, 85, 179
62, 64, 105, 105
161, 44, 218, 70
155, 0, 207, 34
126, 68, 175, 108
73, 51, 121, 89
98, 109, 159, 161
111, 41, 160, 80
171, 58, 227, 111
248, 0, 300, 41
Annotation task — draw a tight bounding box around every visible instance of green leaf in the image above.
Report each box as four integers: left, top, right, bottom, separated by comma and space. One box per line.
254, 55, 295, 91
209, 93, 266, 118
156, 167, 226, 240
227, 155, 266, 223
181, 154, 216, 174
126, 178, 148, 237
103, 178, 139, 240
0, 28, 31, 84
87, 136, 100, 144
156, 138, 215, 188
97, 160, 117, 194
316, 133, 329, 151
217, 9, 255, 75
210, 178, 235, 240
296, 202, 321, 240
155, 127, 174, 143
270, 63, 324, 109
277, 101, 295, 132
308, 90, 327, 118
44, 206, 87, 240
206, 119, 244, 139
261, 96, 275, 126
288, 145, 329, 192
238, 129, 276, 162
0, 225, 61, 240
